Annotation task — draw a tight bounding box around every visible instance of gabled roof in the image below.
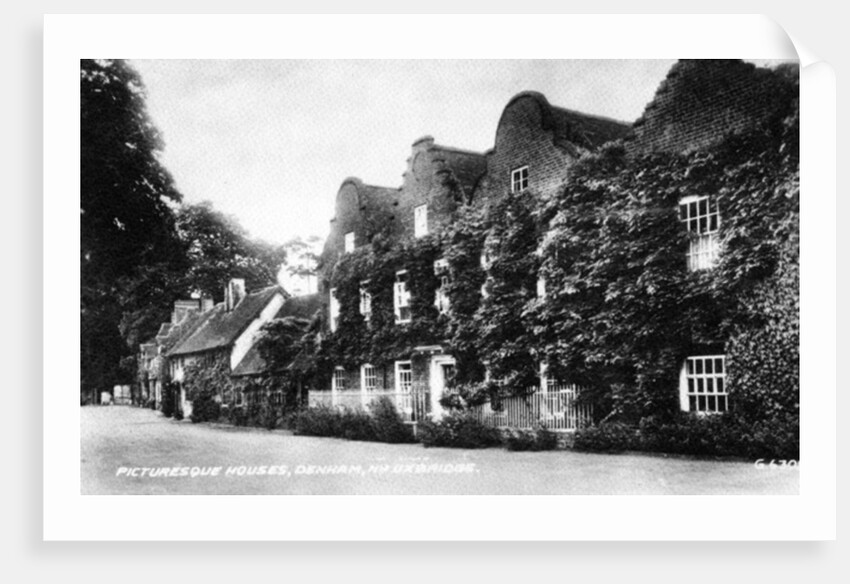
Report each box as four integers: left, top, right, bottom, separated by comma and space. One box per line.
429, 143, 488, 197
231, 293, 322, 377
499, 91, 632, 154
168, 286, 283, 357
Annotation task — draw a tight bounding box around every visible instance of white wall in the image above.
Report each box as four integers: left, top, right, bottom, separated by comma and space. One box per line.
230, 292, 286, 371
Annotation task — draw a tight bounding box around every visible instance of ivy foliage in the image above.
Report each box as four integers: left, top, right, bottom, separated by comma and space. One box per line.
533, 94, 798, 424
311, 73, 798, 433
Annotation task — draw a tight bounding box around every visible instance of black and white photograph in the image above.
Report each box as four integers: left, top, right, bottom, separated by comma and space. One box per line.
79, 56, 800, 497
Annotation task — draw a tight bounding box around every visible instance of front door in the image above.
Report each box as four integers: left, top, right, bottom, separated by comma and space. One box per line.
429, 355, 456, 421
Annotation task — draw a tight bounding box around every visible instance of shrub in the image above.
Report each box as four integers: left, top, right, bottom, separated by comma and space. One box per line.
417, 412, 501, 449
369, 397, 415, 443
161, 382, 178, 418
291, 406, 342, 437
228, 405, 248, 427
574, 413, 799, 460
340, 409, 379, 441
504, 426, 559, 451
190, 393, 221, 423
290, 400, 415, 444
573, 422, 637, 452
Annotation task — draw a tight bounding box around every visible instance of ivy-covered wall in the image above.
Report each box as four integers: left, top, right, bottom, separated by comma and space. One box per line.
309, 62, 798, 433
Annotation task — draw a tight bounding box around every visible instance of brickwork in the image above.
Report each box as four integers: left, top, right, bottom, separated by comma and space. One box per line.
625, 60, 798, 157
474, 92, 631, 205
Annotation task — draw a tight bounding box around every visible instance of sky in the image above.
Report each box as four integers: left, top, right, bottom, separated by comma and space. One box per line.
131, 59, 789, 258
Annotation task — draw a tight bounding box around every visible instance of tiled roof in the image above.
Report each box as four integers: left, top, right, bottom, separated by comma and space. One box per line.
231, 293, 321, 377
168, 286, 283, 357
548, 105, 632, 152
430, 144, 488, 197
502, 91, 632, 154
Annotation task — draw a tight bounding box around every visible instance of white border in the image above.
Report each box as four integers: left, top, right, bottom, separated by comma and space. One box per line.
45, 14, 834, 540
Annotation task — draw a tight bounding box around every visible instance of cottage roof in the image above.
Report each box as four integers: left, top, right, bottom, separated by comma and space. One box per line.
231, 293, 322, 377
168, 286, 283, 357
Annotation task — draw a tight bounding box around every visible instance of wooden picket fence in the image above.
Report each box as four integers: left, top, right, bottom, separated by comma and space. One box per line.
470, 384, 593, 432
308, 390, 430, 424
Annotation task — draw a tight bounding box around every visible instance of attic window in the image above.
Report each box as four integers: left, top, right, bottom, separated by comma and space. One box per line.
511, 166, 529, 193
344, 231, 355, 253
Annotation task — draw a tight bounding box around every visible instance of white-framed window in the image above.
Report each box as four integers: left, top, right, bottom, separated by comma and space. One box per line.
395, 361, 413, 393
361, 364, 378, 392
414, 204, 428, 238
329, 287, 340, 332
680, 355, 728, 413
359, 281, 371, 322
511, 165, 529, 193
344, 231, 355, 253
480, 250, 491, 270
394, 270, 411, 323
332, 367, 347, 392
434, 258, 450, 315
536, 275, 547, 299
235, 389, 244, 407
679, 195, 720, 271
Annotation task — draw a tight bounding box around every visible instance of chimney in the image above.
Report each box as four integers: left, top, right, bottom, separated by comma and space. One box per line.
171, 299, 201, 324
201, 296, 215, 312
225, 278, 246, 311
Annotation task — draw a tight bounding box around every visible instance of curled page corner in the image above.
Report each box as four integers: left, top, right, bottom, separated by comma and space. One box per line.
788, 33, 824, 68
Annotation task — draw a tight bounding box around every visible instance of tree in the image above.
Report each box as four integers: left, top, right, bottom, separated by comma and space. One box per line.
81, 59, 186, 398
176, 201, 288, 300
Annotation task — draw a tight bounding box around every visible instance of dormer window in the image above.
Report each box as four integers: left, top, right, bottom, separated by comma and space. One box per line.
511, 166, 529, 193
414, 204, 428, 238
679, 195, 720, 271
344, 231, 355, 253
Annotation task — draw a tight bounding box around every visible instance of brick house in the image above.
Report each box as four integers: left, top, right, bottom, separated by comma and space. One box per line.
309, 59, 798, 429
619, 59, 799, 415
311, 89, 631, 422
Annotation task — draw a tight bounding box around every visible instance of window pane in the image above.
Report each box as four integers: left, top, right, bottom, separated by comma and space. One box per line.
699, 217, 707, 233
695, 360, 703, 374
709, 215, 718, 232
706, 378, 714, 393
715, 358, 724, 373
705, 359, 713, 374
689, 395, 697, 411
708, 396, 716, 411
687, 359, 694, 375
716, 377, 724, 393
697, 378, 704, 393
698, 198, 707, 216
688, 378, 694, 393
698, 396, 707, 411
718, 396, 727, 412
689, 202, 697, 219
